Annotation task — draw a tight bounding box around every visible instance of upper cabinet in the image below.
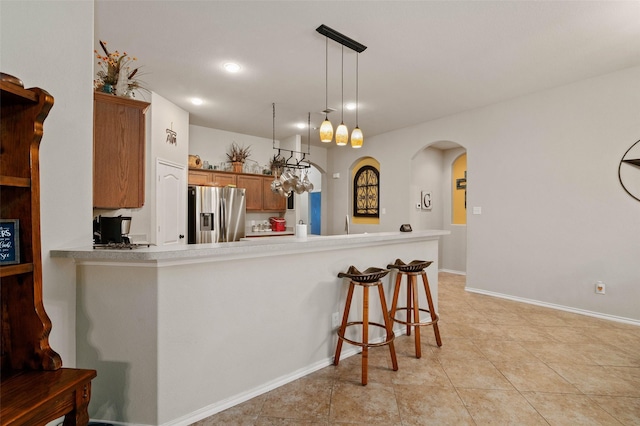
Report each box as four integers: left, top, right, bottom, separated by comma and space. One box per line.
93, 92, 150, 209
189, 169, 286, 212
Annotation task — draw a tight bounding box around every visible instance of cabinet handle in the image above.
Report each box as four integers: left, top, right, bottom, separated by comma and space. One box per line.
179, 234, 185, 239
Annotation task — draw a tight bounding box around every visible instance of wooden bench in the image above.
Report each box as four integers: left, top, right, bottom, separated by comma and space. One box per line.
0, 368, 96, 426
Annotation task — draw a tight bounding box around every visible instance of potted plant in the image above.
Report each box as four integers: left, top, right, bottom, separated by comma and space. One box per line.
269, 154, 286, 177
226, 142, 251, 173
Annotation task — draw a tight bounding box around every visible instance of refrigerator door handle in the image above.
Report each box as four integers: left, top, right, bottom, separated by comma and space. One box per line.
220, 196, 227, 242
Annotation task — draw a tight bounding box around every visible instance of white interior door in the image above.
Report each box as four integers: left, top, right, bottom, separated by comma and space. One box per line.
157, 159, 186, 245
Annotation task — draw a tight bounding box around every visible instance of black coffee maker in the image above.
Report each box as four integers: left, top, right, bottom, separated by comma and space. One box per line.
94, 215, 132, 244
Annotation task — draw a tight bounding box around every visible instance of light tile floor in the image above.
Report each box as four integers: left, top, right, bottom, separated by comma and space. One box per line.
192, 272, 640, 425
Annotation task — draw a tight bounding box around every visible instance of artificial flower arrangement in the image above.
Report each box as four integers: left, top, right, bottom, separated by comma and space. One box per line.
226, 142, 252, 163
94, 40, 147, 97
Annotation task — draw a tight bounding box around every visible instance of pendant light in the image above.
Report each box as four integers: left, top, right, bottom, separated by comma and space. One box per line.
350, 53, 363, 148
335, 45, 348, 146
319, 37, 333, 143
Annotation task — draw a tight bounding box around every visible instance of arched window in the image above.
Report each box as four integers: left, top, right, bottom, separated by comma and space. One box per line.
353, 165, 379, 218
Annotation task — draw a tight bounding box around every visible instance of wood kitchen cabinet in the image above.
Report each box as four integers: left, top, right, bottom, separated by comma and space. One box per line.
188, 170, 286, 212
93, 91, 150, 209
1, 75, 96, 425
237, 175, 263, 211
262, 176, 287, 211
188, 169, 237, 186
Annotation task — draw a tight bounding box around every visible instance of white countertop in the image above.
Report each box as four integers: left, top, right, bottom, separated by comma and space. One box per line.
51, 230, 449, 263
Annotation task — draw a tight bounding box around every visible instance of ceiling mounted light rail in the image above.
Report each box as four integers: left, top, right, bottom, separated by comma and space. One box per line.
316, 24, 367, 148
316, 24, 367, 53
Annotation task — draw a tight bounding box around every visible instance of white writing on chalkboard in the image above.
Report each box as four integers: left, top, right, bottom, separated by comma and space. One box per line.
0, 220, 19, 264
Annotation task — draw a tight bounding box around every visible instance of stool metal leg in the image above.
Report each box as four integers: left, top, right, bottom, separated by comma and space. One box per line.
334, 282, 355, 366
377, 283, 398, 371
421, 271, 442, 347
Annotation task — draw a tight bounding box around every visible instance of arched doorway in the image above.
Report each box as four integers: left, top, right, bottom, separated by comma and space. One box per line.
410, 142, 467, 274
289, 163, 323, 235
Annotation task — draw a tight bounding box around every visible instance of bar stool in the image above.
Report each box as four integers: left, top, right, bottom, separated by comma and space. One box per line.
334, 266, 398, 385
388, 259, 442, 358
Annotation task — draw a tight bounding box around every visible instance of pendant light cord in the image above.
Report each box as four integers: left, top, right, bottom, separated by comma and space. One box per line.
341, 45, 344, 123
355, 53, 359, 127
325, 37, 329, 114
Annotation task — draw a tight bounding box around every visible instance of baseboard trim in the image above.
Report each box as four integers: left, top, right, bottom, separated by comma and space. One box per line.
465, 286, 640, 327
163, 347, 366, 426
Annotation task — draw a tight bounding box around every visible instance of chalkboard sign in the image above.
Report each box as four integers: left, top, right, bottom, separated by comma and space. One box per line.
0, 219, 20, 265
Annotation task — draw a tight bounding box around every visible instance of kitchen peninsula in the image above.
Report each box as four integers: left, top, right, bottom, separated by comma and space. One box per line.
52, 230, 447, 425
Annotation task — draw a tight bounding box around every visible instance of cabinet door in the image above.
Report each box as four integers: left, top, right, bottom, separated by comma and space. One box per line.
157, 160, 186, 245
93, 92, 149, 208
210, 172, 236, 186
237, 175, 262, 211
188, 170, 210, 185
262, 176, 286, 211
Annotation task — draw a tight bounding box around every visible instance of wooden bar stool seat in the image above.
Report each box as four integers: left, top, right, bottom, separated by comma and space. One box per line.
334, 266, 398, 385
388, 259, 442, 358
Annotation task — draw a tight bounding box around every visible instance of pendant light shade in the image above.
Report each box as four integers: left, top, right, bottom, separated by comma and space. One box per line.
350, 127, 363, 148
350, 53, 363, 148
320, 117, 333, 143
336, 123, 348, 146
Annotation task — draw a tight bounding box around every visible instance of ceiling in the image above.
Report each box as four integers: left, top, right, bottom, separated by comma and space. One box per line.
95, 1, 640, 148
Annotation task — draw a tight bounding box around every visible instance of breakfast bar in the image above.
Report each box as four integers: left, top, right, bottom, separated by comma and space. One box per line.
52, 230, 447, 425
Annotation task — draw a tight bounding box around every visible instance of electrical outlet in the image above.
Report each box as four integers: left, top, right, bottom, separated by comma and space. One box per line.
332, 312, 340, 328
595, 281, 606, 294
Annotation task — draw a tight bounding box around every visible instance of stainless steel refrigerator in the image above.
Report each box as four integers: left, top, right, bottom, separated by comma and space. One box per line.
188, 185, 246, 243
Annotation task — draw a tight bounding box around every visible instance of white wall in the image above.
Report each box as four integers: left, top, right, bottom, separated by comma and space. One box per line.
326, 66, 640, 322
189, 124, 275, 172
148, 92, 189, 244
1, 0, 94, 365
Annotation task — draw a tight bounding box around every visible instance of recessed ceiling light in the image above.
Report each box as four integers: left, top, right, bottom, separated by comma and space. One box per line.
191, 98, 204, 106
345, 102, 356, 111
296, 123, 307, 129
224, 62, 241, 73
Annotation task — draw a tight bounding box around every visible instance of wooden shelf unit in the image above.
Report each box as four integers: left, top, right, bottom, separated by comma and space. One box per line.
1, 77, 96, 425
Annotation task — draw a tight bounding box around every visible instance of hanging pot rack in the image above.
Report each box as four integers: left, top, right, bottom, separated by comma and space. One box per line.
271, 103, 311, 171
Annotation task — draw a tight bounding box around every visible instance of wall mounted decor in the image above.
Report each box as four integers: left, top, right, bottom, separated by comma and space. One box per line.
421, 191, 432, 210
618, 139, 640, 202
166, 122, 177, 145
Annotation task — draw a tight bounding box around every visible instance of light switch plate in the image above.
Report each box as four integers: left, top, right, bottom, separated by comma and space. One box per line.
472, 206, 482, 215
